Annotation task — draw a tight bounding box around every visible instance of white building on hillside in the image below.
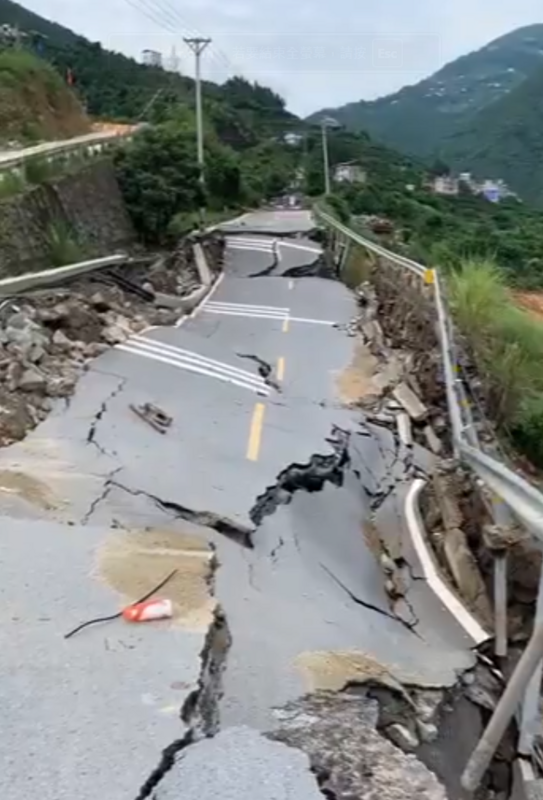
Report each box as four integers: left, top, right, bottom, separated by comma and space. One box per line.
334, 161, 366, 184
142, 49, 163, 68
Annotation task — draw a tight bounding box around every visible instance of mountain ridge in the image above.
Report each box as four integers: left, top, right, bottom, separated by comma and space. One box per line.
307, 24, 543, 159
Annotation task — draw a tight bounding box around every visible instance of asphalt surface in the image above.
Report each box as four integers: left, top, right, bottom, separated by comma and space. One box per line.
0, 210, 478, 798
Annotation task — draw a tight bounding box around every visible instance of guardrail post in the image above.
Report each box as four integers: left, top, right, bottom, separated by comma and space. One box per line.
462, 621, 543, 792
519, 563, 543, 755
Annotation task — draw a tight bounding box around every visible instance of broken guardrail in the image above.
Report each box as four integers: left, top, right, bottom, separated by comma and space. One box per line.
0, 254, 129, 296
315, 206, 543, 789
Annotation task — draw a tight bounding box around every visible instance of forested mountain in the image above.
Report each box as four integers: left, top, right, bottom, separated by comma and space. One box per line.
439, 63, 543, 204
307, 25, 543, 160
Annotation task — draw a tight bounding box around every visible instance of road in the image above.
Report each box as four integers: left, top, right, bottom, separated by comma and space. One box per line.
0, 210, 483, 799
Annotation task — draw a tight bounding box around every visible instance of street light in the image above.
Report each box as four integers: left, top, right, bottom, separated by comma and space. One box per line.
320, 116, 338, 196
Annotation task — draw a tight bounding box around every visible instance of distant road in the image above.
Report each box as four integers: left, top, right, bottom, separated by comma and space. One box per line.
0, 124, 141, 169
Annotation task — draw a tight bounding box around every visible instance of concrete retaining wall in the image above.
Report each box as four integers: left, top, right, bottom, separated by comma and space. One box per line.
0, 160, 135, 277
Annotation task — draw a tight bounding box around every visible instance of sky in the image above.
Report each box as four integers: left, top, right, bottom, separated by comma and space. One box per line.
22, 0, 543, 115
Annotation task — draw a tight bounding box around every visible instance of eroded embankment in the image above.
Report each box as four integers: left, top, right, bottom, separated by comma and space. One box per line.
0, 234, 223, 448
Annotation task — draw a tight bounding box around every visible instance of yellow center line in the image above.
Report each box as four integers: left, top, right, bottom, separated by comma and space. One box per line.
282, 318, 290, 333
246, 402, 266, 462
276, 356, 285, 382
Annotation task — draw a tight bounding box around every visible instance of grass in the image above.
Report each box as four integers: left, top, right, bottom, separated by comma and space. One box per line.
449, 258, 543, 465
47, 222, 86, 267
0, 170, 26, 197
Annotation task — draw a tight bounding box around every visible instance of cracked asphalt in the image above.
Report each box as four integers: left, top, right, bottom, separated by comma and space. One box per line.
0, 210, 478, 798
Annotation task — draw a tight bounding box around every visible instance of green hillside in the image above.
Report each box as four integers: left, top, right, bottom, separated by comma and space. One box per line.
0, 47, 89, 142
307, 24, 543, 160
439, 63, 543, 204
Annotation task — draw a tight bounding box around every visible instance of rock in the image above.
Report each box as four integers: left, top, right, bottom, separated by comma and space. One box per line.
396, 413, 413, 446
19, 367, 46, 393
102, 324, 129, 345
90, 292, 110, 311
423, 424, 443, 455
414, 690, 443, 723
443, 527, 493, 626
52, 329, 72, 348
392, 382, 427, 422
416, 719, 438, 743
6, 311, 33, 330
83, 342, 110, 359
27, 343, 46, 363
386, 723, 419, 751
46, 373, 78, 397
6, 361, 23, 392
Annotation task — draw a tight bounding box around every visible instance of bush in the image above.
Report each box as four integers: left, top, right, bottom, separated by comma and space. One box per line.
48, 222, 85, 266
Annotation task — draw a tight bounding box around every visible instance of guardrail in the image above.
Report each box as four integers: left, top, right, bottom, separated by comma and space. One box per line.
315, 206, 543, 791
0, 126, 142, 172
0, 254, 129, 296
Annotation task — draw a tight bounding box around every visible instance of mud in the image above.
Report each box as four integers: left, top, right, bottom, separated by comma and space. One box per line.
97, 528, 216, 630
0, 469, 59, 510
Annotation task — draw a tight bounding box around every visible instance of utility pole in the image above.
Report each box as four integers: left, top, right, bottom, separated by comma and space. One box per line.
320, 118, 332, 196
184, 37, 211, 229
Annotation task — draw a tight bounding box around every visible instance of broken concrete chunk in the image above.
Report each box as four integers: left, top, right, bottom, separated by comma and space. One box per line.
386, 722, 419, 751
19, 367, 46, 392
52, 329, 72, 348
396, 413, 413, 446
416, 719, 439, 743
423, 424, 442, 455
6, 361, 23, 392
443, 527, 492, 626
392, 382, 427, 422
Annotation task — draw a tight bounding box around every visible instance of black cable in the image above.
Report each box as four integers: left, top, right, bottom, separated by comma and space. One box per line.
64, 568, 178, 640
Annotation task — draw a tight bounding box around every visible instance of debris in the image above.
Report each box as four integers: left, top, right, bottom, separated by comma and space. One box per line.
122, 597, 173, 622
130, 402, 172, 434
392, 382, 428, 422
423, 424, 443, 455
63, 568, 178, 640
396, 413, 413, 447
386, 722, 419, 751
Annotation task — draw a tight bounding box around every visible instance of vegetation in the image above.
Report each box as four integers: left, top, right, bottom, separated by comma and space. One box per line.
440, 62, 543, 205
318, 126, 543, 290
47, 221, 85, 266
0, 47, 88, 142
449, 260, 543, 467
307, 25, 543, 159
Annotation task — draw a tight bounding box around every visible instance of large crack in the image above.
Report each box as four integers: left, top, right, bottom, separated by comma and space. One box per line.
89, 478, 255, 547
249, 425, 351, 526
134, 555, 232, 800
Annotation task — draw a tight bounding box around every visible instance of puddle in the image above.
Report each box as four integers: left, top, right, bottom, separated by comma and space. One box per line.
98, 528, 216, 630
0, 469, 58, 510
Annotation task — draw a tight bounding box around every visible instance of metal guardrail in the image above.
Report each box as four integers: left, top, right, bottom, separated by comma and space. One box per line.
0, 127, 141, 172
0, 254, 128, 295
315, 206, 543, 789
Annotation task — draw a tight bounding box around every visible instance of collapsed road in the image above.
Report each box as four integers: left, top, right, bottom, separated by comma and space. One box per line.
0, 210, 500, 799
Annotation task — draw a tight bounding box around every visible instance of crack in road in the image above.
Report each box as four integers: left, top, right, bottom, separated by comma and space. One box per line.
321, 563, 422, 637
81, 466, 122, 525
134, 581, 232, 799
236, 352, 281, 392
86, 378, 126, 457
250, 425, 351, 527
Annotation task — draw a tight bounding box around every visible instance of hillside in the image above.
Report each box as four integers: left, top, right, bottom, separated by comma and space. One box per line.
0, 0, 298, 147
0, 47, 89, 142
307, 24, 543, 159
439, 63, 543, 204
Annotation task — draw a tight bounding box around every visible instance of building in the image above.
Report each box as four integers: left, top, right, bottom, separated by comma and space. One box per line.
142, 49, 163, 68
283, 132, 303, 146
432, 175, 459, 195
334, 161, 366, 184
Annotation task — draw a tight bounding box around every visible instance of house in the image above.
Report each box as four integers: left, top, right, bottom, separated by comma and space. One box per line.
334, 161, 366, 184
283, 132, 303, 146
432, 175, 459, 195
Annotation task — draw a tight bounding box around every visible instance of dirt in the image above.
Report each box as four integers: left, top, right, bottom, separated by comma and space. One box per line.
0, 469, 58, 510
335, 340, 380, 405
97, 528, 216, 631
294, 650, 435, 698
512, 291, 543, 321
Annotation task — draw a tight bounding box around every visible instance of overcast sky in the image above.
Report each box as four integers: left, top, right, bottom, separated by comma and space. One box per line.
22, 0, 543, 115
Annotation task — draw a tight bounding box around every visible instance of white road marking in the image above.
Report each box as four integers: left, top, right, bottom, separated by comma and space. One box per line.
116, 336, 269, 394
227, 243, 274, 254
207, 301, 289, 313
174, 271, 225, 329
405, 479, 489, 645
278, 241, 322, 255
204, 308, 288, 321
